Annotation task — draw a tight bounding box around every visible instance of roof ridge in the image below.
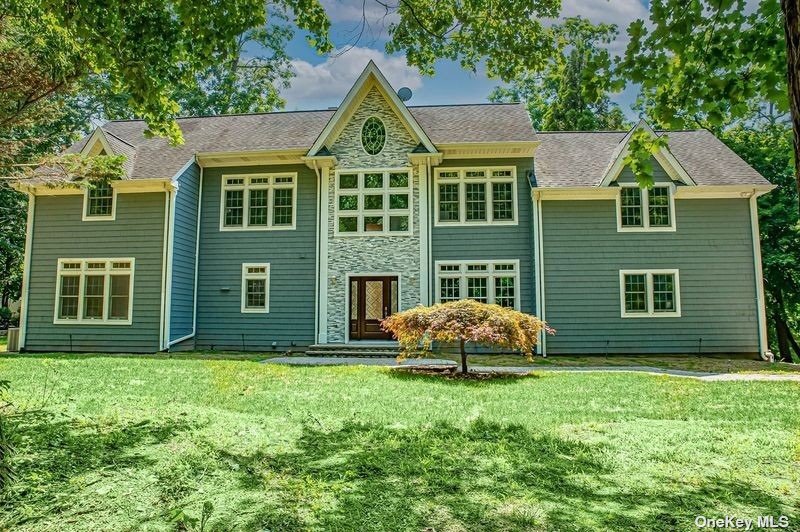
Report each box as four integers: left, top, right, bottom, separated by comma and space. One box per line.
101, 128, 137, 148
102, 102, 524, 124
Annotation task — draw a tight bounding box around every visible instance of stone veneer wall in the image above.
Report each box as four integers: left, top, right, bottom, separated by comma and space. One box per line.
326, 87, 421, 342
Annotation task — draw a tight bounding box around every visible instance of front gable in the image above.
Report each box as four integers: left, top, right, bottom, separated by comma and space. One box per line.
307, 61, 436, 167
599, 120, 695, 187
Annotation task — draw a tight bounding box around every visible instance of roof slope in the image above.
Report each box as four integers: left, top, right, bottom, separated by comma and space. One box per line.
534, 129, 770, 187
65, 103, 535, 180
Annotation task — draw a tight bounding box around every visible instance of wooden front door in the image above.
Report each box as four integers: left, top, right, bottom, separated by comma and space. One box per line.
349, 276, 399, 340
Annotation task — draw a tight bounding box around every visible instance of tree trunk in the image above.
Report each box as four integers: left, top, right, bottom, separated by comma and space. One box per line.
459, 338, 468, 374
782, 0, 800, 212
774, 311, 792, 361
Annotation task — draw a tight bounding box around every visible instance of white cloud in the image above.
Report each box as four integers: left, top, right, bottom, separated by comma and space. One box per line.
282, 47, 423, 109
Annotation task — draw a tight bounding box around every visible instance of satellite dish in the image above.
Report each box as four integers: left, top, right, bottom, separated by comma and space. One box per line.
397, 87, 413, 102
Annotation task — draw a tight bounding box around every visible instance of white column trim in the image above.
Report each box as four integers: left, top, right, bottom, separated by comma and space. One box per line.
318, 166, 330, 343
418, 161, 430, 305
750, 195, 768, 357
18, 194, 35, 349
533, 191, 547, 356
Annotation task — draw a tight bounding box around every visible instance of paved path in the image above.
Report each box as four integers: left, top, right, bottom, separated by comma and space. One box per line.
264, 356, 800, 381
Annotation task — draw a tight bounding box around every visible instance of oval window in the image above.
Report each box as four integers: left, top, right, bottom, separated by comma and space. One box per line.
361, 117, 386, 155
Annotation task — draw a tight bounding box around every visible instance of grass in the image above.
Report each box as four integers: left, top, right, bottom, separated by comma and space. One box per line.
0, 356, 798, 531
0, 335, 6, 353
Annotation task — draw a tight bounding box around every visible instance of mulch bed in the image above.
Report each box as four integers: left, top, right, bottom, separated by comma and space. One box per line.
392, 365, 531, 381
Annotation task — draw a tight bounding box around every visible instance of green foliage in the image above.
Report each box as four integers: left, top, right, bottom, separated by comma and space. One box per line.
35, 153, 127, 184
489, 18, 628, 132
3, 0, 332, 144
620, 0, 786, 129
0, 184, 25, 308
622, 129, 670, 189
386, 0, 562, 81
720, 124, 800, 360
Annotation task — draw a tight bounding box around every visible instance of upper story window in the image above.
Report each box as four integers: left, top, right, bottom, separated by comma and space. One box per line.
436, 260, 520, 309
83, 181, 115, 221
55, 258, 134, 324
221, 174, 297, 231
617, 184, 675, 232
620, 269, 681, 318
241, 263, 270, 313
335, 169, 412, 236
435, 167, 517, 226
361, 116, 386, 155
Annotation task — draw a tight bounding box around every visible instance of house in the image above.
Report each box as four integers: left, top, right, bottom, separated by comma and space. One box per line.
13, 61, 774, 356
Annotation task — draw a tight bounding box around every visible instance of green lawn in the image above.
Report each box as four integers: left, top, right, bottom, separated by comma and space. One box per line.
0, 356, 798, 531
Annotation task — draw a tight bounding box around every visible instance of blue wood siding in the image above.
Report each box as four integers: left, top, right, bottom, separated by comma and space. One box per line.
169, 162, 200, 342
24, 193, 165, 352
192, 164, 317, 351
430, 158, 535, 314
541, 198, 759, 354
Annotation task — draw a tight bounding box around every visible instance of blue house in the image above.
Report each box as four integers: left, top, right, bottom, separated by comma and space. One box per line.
13, 62, 774, 356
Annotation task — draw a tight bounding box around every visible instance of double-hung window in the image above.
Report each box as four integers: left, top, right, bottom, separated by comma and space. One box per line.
335, 169, 412, 235
83, 181, 116, 220
620, 269, 681, 317
436, 261, 520, 309
241, 263, 270, 313
435, 167, 517, 226
54, 259, 134, 324
617, 185, 675, 231
221, 174, 297, 230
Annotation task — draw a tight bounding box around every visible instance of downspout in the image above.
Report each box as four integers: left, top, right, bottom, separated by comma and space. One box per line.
18, 192, 35, 350
190, 163, 203, 346
159, 186, 173, 351
749, 192, 770, 360
535, 190, 547, 357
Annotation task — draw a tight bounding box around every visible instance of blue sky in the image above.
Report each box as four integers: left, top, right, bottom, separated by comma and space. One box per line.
279, 0, 649, 116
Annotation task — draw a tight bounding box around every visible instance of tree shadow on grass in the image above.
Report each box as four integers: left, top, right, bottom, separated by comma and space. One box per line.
0, 411, 195, 528
212, 419, 795, 531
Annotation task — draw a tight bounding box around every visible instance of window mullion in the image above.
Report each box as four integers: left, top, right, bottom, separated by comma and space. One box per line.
642, 189, 650, 229
267, 186, 274, 229
459, 179, 466, 224
647, 273, 654, 315
77, 273, 85, 323
102, 272, 110, 321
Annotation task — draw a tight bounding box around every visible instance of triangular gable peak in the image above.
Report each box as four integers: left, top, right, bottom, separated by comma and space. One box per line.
599, 119, 695, 187
306, 61, 436, 157
81, 127, 115, 157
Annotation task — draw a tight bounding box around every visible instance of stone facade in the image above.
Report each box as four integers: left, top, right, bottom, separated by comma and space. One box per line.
325, 87, 422, 342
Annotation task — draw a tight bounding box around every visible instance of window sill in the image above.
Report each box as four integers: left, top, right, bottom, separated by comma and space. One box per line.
620, 312, 681, 319
53, 319, 132, 326
240, 309, 270, 314
81, 215, 116, 222
616, 226, 676, 233
434, 220, 518, 228
220, 226, 296, 232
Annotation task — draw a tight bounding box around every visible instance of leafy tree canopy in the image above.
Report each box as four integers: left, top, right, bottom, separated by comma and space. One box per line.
489, 17, 628, 132
2, 0, 332, 144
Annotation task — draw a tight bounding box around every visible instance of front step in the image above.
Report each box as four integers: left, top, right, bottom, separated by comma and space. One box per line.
305, 343, 401, 357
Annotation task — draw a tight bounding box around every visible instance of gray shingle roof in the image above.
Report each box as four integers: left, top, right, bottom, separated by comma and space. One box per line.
534, 129, 771, 187
67, 103, 535, 180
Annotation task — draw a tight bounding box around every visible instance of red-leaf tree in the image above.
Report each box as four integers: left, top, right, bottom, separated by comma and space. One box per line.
382, 300, 554, 374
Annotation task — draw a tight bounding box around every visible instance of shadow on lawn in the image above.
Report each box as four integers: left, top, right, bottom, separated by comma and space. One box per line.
387, 367, 539, 386
214, 420, 793, 531
0, 412, 194, 528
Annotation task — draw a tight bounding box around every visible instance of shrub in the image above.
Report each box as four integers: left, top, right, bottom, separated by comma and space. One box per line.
382, 300, 554, 373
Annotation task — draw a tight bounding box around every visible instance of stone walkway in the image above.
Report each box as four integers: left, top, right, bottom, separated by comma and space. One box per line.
263, 356, 800, 381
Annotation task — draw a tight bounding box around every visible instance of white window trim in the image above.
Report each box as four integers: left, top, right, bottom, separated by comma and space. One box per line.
219, 173, 297, 231
82, 184, 117, 221
53, 258, 135, 325
434, 260, 521, 310
619, 269, 681, 318
359, 115, 386, 156
433, 166, 518, 227
241, 263, 270, 313
333, 167, 413, 237
616, 183, 677, 232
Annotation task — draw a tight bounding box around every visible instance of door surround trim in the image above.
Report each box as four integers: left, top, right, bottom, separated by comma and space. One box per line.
344, 272, 402, 343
